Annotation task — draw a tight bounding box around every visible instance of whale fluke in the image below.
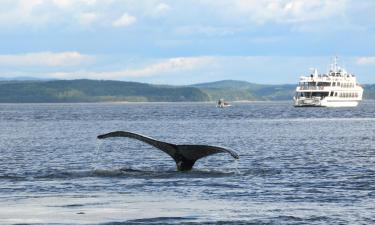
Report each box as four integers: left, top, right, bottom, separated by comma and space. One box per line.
97, 131, 239, 171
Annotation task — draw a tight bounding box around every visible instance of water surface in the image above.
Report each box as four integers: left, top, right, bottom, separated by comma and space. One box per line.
0, 101, 374, 224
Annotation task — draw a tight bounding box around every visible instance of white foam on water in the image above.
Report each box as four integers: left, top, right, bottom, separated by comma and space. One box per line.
0, 193, 239, 224
1, 192, 369, 224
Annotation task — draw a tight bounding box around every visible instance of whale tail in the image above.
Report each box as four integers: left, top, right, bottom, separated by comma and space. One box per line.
97, 131, 239, 171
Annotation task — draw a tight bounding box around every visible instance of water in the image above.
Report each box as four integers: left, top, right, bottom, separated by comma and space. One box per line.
0, 101, 374, 224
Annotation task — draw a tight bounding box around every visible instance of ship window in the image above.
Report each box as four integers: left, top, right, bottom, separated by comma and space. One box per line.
337, 82, 340, 86
335, 92, 338, 97
333, 82, 336, 86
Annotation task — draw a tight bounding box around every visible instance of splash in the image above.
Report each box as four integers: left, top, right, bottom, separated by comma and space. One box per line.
92, 139, 103, 170
233, 159, 241, 175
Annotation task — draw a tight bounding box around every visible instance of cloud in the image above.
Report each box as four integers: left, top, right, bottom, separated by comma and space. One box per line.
78, 12, 98, 25
0, 0, 362, 33
153, 3, 171, 15
53, 0, 75, 8
112, 13, 137, 27
356, 57, 375, 65
206, 0, 347, 25
127, 56, 213, 76
175, 25, 238, 36
48, 56, 214, 79
53, 0, 96, 8
0, 52, 94, 67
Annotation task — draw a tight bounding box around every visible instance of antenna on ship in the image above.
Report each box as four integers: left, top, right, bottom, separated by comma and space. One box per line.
309, 68, 318, 77
333, 56, 338, 73
329, 58, 334, 75
313, 68, 318, 77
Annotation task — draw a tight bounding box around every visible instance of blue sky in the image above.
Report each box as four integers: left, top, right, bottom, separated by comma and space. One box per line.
0, 0, 374, 84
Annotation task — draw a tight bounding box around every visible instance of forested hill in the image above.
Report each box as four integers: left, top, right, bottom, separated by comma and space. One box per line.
191, 80, 295, 101
0, 79, 374, 103
363, 84, 375, 99
0, 79, 209, 103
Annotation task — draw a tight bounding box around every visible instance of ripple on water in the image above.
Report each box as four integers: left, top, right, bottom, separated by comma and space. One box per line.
0, 102, 375, 224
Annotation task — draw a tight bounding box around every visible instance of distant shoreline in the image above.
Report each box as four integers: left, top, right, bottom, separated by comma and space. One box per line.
1, 79, 374, 103
1, 100, 375, 105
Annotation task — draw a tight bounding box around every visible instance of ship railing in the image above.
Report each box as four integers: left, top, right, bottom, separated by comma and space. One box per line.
298, 86, 325, 90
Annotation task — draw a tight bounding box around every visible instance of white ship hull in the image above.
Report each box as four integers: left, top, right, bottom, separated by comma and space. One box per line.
294, 97, 360, 107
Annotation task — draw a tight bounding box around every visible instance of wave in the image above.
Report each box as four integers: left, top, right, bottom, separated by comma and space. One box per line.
0, 166, 287, 181
1, 167, 237, 181
101, 216, 195, 225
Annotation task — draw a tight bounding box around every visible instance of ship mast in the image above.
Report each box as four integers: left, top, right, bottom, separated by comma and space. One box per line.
333, 56, 338, 73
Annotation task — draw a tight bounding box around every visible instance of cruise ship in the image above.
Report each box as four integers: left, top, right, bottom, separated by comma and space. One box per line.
293, 57, 363, 107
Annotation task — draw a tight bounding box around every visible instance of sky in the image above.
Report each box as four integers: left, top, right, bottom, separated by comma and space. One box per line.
0, 0, 374, 84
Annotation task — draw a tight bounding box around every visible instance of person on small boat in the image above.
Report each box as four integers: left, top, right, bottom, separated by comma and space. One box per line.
217, 99, 231, 108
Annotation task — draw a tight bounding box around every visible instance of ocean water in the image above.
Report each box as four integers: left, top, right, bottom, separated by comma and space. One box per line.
0, 101, 374, 224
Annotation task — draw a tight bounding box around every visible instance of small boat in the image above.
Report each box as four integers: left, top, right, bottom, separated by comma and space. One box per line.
217, 99, 231, 108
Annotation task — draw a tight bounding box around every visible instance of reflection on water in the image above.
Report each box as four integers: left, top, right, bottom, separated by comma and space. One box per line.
0, 101, 375, 224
